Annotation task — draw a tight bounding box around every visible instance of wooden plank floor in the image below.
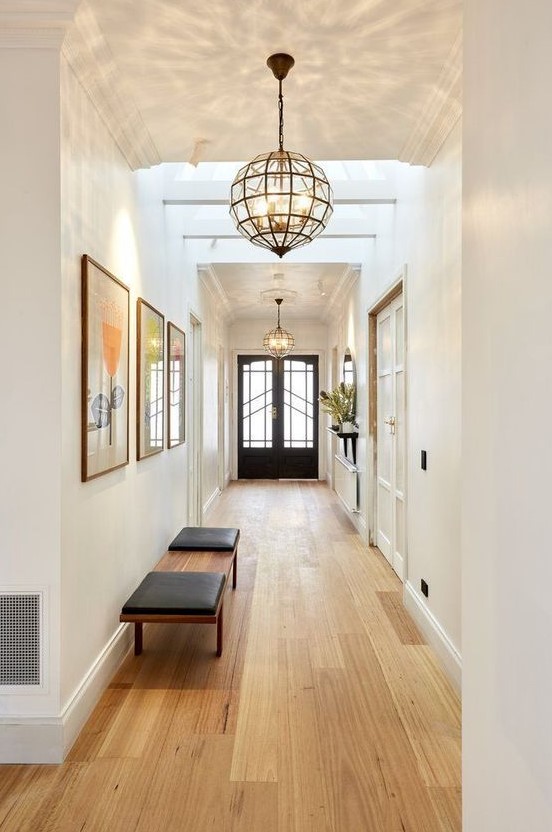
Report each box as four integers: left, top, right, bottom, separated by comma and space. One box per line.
0, 481, 461, 831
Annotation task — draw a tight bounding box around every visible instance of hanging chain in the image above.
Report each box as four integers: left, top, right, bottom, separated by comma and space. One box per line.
278, 78, 284, 151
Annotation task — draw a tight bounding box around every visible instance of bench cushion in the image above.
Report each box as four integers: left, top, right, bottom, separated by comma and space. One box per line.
122, 571, 225, 616
168, 526, 240, 552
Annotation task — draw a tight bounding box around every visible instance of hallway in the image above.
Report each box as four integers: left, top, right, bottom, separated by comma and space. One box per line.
0, 482, 460, 831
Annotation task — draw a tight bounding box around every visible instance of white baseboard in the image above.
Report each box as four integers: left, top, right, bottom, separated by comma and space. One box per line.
203, 487, 221, 516
0, 720, 64, 764
62, 622, 133, 756
350, 512, 368, 542
0, 623, 132, 764
404, 581, 462, 694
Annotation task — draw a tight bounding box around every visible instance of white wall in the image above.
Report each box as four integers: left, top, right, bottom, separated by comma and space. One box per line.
0, 47, 63, 735
59, 57, 192, 745
0, 51, 228, 762
463, 1, 552, 828
199, 276, 228, 511
329, 124, 462, 685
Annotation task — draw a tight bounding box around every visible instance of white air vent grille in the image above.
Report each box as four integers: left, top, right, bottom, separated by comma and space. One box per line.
0, 593, 42, 686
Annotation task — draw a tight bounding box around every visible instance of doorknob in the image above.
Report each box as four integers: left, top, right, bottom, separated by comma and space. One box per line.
384, 416, 396, 434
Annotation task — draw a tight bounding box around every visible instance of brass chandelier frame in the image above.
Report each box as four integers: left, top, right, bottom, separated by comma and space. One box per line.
229, 54, 333, 258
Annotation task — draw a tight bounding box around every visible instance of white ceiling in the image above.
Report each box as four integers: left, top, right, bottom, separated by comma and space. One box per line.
206, 263, 351, 321
90, 0, 462, 164
72, 0, 462, 322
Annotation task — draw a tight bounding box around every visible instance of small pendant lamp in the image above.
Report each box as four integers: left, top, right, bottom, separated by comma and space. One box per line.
263, 298, 295, 359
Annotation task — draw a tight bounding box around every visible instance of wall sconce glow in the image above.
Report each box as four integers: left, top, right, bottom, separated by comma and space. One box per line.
112, 209, 139, 285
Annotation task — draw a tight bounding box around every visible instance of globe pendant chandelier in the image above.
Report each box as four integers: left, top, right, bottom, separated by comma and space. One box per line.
263, 298, 295, 359
229, 53, 333, 258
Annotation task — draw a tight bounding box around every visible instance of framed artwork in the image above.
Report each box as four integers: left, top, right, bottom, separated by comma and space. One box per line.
167, 322, 185, 448
137, 298, 165, 459
81, 255, 129, 482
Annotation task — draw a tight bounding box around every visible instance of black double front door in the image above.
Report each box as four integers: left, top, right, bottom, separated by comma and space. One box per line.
237, 355, 319, 479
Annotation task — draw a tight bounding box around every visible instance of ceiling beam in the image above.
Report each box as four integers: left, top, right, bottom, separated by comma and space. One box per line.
180, 218, 377, 240
184, 234, 376, 241
163, 179, 396, 206
182, 217, 376, 240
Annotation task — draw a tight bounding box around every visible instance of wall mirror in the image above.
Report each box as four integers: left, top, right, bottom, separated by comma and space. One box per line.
343, 348, 356, 387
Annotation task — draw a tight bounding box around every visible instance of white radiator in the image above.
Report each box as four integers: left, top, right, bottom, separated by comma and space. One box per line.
334, 454, 358, 512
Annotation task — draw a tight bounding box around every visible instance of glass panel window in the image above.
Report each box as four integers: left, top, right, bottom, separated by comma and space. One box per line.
241, 360, 273, 448
283, 358, 315, 448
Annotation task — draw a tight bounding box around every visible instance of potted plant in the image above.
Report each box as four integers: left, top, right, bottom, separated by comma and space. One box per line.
319, 382, 356, 432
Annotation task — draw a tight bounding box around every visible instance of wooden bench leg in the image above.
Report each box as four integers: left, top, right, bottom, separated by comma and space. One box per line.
135, 622, 143, 656
216, 603, 223, 657
232, 552, 237, 589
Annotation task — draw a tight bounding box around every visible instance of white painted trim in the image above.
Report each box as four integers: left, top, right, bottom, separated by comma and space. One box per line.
0, 623, 132, 763
61, 623, 132, 756
198, 265, 234, 322
189, 312, 203, 526
0, 26, 66, 47
203, 487, 221, 517
62, 2, 160, 170
323, 264, 361, 322
404, 581, 462, 693
0, 720, 63, 764
399, 30, 462, 167
368, 267, 408, 582
351, 512, 368, 542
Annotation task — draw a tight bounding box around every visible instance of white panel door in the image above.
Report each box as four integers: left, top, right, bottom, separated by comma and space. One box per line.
376, 295, 405, 580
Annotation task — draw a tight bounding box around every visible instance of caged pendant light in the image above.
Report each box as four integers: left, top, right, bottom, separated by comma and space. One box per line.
229, 53, 333, 258
263, 298, 295, 359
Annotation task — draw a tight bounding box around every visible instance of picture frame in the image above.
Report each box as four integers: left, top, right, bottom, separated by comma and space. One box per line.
81, 255, 129, 482
137, 298, 165, 459
167, 322, 186, 448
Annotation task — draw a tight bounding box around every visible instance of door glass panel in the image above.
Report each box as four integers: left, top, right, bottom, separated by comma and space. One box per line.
283, 359, 315, 448
242, 359, 273, 448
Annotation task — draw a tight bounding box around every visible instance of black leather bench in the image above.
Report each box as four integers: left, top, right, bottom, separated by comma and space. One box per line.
120, 571, 226, 657
168, 527, 240, 589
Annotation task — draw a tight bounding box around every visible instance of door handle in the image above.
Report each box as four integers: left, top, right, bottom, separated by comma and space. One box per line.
384, 416, 396, 434
272, 406, 277, 419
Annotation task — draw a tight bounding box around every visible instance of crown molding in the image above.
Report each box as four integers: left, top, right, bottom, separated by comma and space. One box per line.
62, 1, 160, 171
0, 26, 65, 47
0, 2, 78, 47
323, 264, 361, 322
399, 30, 462, 167
198, 264, 235, 322
0, 2, 76, 24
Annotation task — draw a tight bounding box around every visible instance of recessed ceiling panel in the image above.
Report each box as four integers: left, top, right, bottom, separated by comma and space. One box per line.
90, 0, 462, 163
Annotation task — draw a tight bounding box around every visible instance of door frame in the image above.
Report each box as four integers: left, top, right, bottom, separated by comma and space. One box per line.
231, 349, 326, 481
367, 267, 408, 575
188, 312, 203, 525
